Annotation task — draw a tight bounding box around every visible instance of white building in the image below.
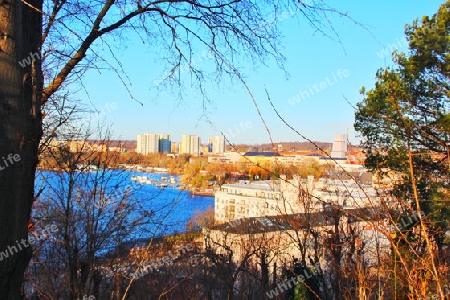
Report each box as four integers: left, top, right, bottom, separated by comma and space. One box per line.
205, 211, 391, 284
136, 133, 158, 154
214, 175, 380, 224
209, 170, 393, 299
180, 134, 200, 155
208, 135, 226, 153
330, 133, 348, 159
136, 133, 171, 154
214, 181, 285, 222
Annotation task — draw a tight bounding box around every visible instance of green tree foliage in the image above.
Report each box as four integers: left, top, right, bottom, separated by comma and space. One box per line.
355, 1, 450, 237
290, 283, 311, 300
355, 2, 450, 297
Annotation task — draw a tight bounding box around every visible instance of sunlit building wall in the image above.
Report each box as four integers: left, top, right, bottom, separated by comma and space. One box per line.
181, 134, 201, 155
208, 135, 226, 153
136, 133, 160, 154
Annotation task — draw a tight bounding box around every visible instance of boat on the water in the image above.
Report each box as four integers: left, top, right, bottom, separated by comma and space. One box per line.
130, 175, 154, 184
131, 174, 180, 188
156, 182, 169, 188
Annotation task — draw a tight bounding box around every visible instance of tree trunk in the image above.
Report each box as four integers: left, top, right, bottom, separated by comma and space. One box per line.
260, 252, 269, 299
0, 0, 42, 297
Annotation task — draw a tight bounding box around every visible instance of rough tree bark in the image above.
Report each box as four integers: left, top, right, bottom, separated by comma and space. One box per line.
0, 0, 42, 297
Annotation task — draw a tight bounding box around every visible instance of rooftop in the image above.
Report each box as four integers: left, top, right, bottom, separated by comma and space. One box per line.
243, 151, 281, 157
212, 208, 388, 235
220, 180, 280, 192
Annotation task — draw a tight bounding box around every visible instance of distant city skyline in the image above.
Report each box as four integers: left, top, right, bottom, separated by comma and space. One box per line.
133, 131, 345, 146
73, 1, 444, 145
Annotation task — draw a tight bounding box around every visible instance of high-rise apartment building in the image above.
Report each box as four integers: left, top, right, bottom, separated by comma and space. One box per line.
208, 135, 226, 153
330, 133, 348, 159
136, 134, 158, 154
158, 134, 171, 153
136, 133, 171, 154
181, 135, 201, 155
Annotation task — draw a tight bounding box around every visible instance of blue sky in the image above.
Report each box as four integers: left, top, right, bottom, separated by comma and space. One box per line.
75, 0, 444, 145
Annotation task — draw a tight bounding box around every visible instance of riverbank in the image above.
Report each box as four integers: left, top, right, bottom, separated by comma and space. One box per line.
191, 190, 215, 197
37, 165, 218, 197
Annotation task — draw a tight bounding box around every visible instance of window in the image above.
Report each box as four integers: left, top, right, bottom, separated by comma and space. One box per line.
225, 206, 235, 220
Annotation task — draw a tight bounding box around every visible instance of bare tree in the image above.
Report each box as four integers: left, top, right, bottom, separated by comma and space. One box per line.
24, 128, 162, 299
203, 219, 292, 299
0, 0, 353, 295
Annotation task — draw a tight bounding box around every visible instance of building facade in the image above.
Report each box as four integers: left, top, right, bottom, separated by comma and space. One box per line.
208, 135, 226, 153
214, 181, 285, 223
136, 133, 171, 154
214, 175, 381, 224
204, 212, 391, 291
158, 134, 171, 153
180, 134, 200, 155
330, 133, 348, 159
